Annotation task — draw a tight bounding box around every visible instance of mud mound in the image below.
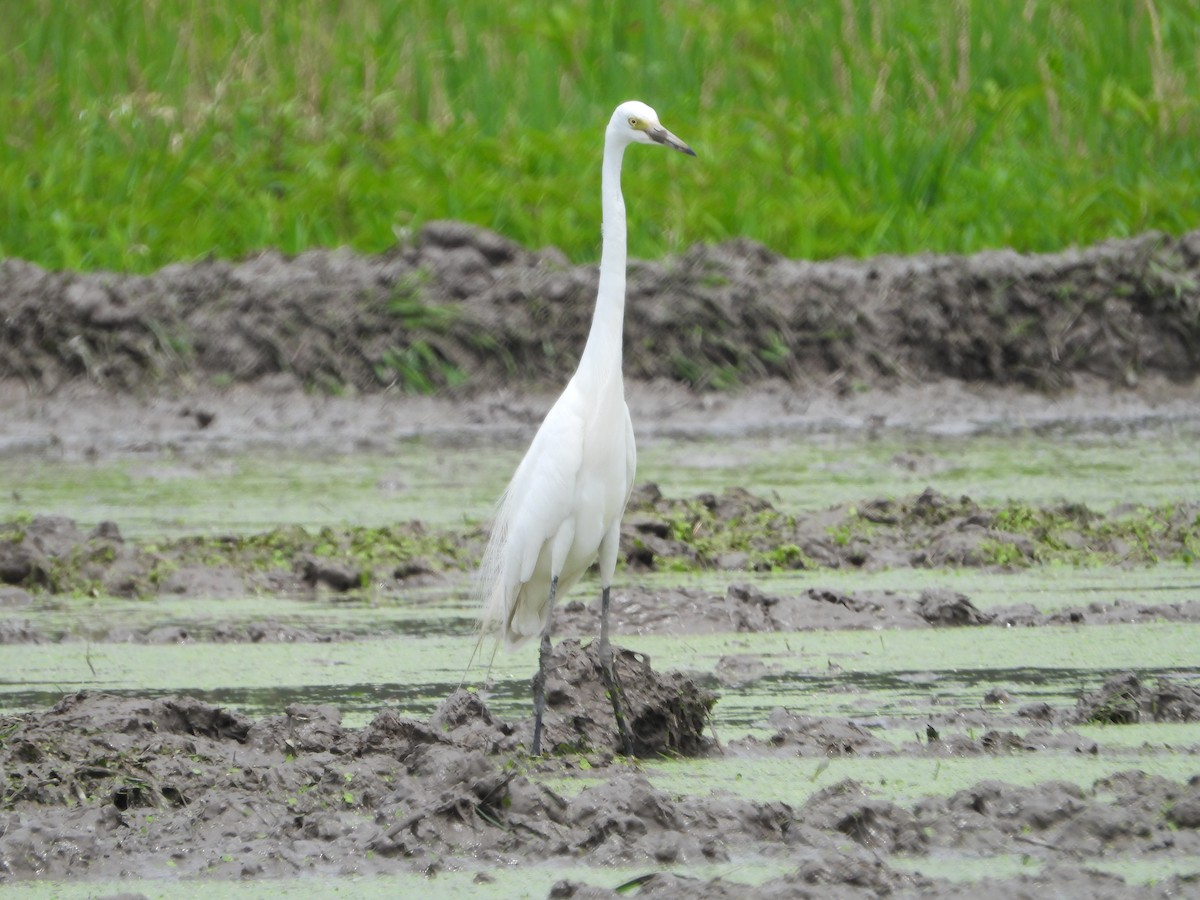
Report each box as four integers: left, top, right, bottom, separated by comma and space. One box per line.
749, 709, 892, 758
577, 773, 1200, 898
731, 702, 1127, 760
1070, 672, 1200, 725
0, 512, 479, 604
0, 691, 539, 878
0, 515, 139, 596
528, 638, 716, 757
724, 582, 993, 631
0, 690, 797, 881
994, 599, 1200, 628
625, 485, 1200, 573
3, 488, 1195, 609
555, 577, 1200, 643
0, 512, 254, 602
550, 851, 937, 898
916, 772, 1198, 858
3, 225, 1199, 394
799, 772, 1200, 889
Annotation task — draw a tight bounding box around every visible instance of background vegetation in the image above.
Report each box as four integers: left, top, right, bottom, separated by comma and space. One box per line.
2, 0, 1198, 272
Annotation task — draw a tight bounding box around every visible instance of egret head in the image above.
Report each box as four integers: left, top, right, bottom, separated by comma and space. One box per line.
610, 100, 696, 156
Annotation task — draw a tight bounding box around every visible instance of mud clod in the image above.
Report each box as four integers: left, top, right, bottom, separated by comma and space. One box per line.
803, 779, 926, 854
531, 639, 716, 757
1071, 673, 1200, 725
916, 588, 992, 626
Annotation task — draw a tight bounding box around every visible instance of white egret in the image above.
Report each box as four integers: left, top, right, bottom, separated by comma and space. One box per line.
478, 101, 695, 757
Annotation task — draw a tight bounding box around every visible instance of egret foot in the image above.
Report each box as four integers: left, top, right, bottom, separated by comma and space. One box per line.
530, 576, 558, 757
598, 636, 635, 756
530, 629, 552, 756
599, 585, 635, 756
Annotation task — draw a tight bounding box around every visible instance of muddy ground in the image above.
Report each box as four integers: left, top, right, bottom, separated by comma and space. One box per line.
2, 674, 1200, 898
2, 228, 1200, 896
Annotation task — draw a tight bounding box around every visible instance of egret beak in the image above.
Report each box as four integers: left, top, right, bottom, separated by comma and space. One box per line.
649, 125, 697, 157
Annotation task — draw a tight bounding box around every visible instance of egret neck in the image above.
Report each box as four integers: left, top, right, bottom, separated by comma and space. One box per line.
576, 126, 629, 388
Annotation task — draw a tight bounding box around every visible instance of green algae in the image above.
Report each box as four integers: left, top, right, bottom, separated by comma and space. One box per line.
638, 426, 1200, 515
6, 617, 1199, 732
0, 444, 513, 538
0, 862, 793, 900
4, 426, 1198, 538
642, 753, 1200, 809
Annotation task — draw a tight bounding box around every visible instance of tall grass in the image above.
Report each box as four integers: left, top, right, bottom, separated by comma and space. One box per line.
1, 0, 1198, 272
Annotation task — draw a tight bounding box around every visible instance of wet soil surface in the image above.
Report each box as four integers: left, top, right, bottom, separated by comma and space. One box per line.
3, 231, 1200, 895
3, 512, 1199, 897
2, 675, 1199, 896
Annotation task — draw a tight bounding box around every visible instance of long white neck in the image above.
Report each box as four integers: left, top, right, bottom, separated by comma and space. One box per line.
576, 129, 627, 387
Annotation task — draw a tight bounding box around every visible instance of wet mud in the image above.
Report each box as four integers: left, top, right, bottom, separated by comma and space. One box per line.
2, 230, 1200, 895
3, 545, 1200, 897
3, 681, 1199, 896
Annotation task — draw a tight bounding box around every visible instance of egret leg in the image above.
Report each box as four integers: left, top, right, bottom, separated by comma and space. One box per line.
598, 585, 635, 756
530, 575, 558, 757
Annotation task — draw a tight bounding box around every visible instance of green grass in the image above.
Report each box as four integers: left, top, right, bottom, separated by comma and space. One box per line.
2, 0, 1199, 272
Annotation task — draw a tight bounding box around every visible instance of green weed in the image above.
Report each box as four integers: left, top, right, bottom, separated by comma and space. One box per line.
1, 1, 1198, 272
375, 341, 468, 394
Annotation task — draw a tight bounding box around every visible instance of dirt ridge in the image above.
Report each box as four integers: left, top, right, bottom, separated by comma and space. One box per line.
3, 224, 1199, 394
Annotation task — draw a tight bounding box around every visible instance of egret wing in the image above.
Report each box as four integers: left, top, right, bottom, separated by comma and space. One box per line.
482, 385, 587, 610
505, 393, 587, 583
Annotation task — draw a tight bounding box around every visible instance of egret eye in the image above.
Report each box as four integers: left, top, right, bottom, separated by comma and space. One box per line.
628, 116, 638, 127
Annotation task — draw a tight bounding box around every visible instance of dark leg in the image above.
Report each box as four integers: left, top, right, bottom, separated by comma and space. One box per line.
530, 576, 558, 757
598, 586, 635, 756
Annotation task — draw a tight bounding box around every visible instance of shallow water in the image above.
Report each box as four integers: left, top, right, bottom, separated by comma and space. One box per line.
4, 425, 1198, 535
4, 427, 1198, 731
6, 601, 1199, 730
0, 864, 795, 899
643, 751, 1200, 809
